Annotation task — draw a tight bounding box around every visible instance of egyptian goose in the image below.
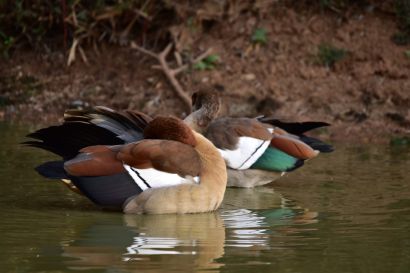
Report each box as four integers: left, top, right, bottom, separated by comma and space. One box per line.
24, 108, 227, 214
184, 89, 334, 187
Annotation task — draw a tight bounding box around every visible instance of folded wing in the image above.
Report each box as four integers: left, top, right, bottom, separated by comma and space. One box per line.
205, 117, 272, 170
64, 139, 202, 189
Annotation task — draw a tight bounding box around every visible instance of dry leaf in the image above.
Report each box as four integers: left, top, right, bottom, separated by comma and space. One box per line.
67, 38, 79, 66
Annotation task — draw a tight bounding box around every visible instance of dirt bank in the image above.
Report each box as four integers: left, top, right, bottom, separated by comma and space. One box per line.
1, 4, 409, 143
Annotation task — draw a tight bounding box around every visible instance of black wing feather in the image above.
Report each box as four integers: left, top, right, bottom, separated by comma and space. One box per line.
257, 117, 334, 153
35, 160, 68, 179
299, 135, 334, 153
23, 122, 124, 159
258, 117, 330, 135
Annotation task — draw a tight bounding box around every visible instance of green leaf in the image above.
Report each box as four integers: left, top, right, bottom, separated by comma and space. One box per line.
390, 136, 410, 146
204, 54, 220, 63
194, 54, 220, 70
194, 61, 207, 71
251, 28, 267, 45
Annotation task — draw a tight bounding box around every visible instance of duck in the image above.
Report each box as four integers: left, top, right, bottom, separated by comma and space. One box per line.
24, 107, 227, 214
184, 89, 334, 187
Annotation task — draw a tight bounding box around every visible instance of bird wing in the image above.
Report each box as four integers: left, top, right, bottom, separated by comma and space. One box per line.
205, 117, 272, 170
64, 106, 152, 143
64, 140, 202, 192
249, 121, 324, 173
117, 139, 202, 190
64, 145, 125, 176
118, 140, 201, 176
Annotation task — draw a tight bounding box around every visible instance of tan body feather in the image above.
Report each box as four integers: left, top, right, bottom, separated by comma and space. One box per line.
123, 131, 227, 214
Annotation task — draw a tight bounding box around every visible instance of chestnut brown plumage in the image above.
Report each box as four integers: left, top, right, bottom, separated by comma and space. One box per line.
205, 117, 272, 150
118, 139, 201, 177
270, 135, 318, 160
143, 116, 197, 147
64, 146, 125, 177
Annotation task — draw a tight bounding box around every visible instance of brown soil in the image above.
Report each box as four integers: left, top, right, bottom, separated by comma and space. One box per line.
1, 4, 409, 143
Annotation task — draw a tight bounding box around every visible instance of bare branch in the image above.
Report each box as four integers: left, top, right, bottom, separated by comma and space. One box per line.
130, 41, 159, 59
151, 65, 162, 70
131, 41, 213, 113
131, 42, 192, 112
156, 44, 191, 111
173, 48, 213, 75
133, 9, 152, 21
160, 43, 173, 58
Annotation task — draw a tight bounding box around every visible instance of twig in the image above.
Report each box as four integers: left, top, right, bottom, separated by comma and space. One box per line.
173, 48, 212, 75
131, 42, 212, 112
133, 9, 152, 21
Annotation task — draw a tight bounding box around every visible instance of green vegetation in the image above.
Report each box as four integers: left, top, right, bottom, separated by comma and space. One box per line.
393, 32, 410, 45
0, 95, 10, 107
319, 0, 347, 11
315, 43, 347, 68
0, 0, 408, 58
0, 31, 14, 58
0, 0, 166, 58
390, 136, 410, 146
193, 54, 220, 71
392, 0, 410, 45
0, 0, 62, 56
405, 50, 410, 58
251, 28, 267, 45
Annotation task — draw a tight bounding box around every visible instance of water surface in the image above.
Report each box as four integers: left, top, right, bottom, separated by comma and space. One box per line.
0, 122, 409, 273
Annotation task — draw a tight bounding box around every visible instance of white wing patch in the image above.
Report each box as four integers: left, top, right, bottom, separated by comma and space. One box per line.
124, 165, 199, 191
219, 136, 270, 170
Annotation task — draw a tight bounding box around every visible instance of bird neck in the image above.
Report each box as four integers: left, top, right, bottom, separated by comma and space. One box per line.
184, 110, 206, 134
184, 103, 220, 134
193, 131, 227, 193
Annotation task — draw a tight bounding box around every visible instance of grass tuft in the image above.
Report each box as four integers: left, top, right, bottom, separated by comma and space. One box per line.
392, 0, 410, 45
315, 43, 347, 68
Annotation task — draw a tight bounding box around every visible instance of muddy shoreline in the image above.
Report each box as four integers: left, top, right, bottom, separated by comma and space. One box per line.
1, 5, 409, 143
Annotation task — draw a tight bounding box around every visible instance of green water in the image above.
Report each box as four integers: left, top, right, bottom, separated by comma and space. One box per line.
0, 122, 409, 273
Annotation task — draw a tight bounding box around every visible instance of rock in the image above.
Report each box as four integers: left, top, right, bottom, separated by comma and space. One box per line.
243, 73, 256, 81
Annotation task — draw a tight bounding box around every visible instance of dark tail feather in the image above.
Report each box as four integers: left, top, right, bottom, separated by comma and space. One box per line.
35, 161, 68, 179
300, 135, 334, 153
64, 107, 151, 143
286, 159, 304, 172
257, 117, 334, 153
258, 117, 330, 135
23, 122, 124, 159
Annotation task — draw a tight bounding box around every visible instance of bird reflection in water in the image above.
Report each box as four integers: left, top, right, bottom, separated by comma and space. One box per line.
61, 187, 318, 272
222, 187, 318, 251
63, 213, 225, 272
